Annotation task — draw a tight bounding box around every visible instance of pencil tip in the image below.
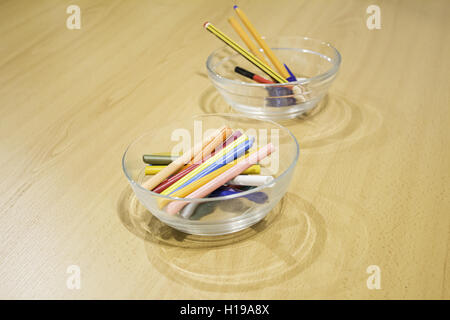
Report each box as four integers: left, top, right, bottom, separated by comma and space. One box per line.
233, 5, 238, 9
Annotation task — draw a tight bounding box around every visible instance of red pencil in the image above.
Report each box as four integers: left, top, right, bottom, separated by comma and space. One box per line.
152, 163, 200, 194
234, 66, 274, 84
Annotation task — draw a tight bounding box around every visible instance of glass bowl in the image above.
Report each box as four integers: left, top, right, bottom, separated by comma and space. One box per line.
122, 114, 299, 236
206, 36, 341, 120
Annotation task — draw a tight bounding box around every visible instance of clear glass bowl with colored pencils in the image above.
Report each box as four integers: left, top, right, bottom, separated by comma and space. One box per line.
122, 114, 299, 236
206, 36, 341, 120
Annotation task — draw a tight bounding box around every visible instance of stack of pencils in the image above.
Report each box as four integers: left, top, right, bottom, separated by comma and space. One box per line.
141, 126, 275, 218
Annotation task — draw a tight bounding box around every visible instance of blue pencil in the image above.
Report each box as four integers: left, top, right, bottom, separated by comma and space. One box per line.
284, 64, 297, 82
169, 137, 255, 194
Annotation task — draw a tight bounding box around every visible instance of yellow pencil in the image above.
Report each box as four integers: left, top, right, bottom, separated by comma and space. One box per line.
158, 160, 236, 208
233, 5, 290, 79
145, 164, 261, 175
204, 22, 287, 83
142, 125, 227, 190
158, 154, 251, 208
161, 134, 249, 195
227, 17, 269, 65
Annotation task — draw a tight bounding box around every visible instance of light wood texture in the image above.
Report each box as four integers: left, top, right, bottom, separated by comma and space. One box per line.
0, 0, 449, 299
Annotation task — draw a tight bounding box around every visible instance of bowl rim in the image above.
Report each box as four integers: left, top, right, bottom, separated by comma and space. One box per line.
206, 35, 341, 87
122, 113, 300, 205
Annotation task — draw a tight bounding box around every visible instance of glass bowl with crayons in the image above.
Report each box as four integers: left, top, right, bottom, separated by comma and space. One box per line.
206, 36, 341, 120
122, 114, 299, 236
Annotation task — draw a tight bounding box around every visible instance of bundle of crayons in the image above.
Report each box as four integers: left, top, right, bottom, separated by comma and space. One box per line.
141, 126, 275, 218
204, 5, 304, 106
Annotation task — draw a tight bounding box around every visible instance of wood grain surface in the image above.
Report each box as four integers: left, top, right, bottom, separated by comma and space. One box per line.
0, 0, 449, 299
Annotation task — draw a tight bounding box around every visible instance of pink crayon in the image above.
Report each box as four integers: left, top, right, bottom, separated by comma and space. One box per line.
165, 143, 275, 215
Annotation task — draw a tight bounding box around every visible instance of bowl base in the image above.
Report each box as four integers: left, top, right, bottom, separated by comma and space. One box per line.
228, 98, 321, 120
156, 207, 273, 236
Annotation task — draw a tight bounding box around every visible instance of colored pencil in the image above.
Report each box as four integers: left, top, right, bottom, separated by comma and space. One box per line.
158, 155, 250, 209
233, 5, 290, 79
227, 17, 269, 65
145, 164, 260, 175
234, 66, 274, 84
202, 130, 242, 162
141, 125, 229, 190
160, 134, 249, 195
172, 137, 255, 193
203, 22, 287, 83
142, 154, 178, 165
192, 127, 233, 163
165, 143, 275, 215
226, 174, 274, 187
209, 186, 268, 204
234, 66, 297, 106
151, 131, 245, 194
284, 64, 297, 82
152, 163, 200, 194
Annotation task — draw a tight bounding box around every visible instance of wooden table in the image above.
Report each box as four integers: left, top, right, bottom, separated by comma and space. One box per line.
1, 0, 449, 299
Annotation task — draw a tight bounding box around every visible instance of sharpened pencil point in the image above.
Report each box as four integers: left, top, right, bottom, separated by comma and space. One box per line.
233, 5, 238, 9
